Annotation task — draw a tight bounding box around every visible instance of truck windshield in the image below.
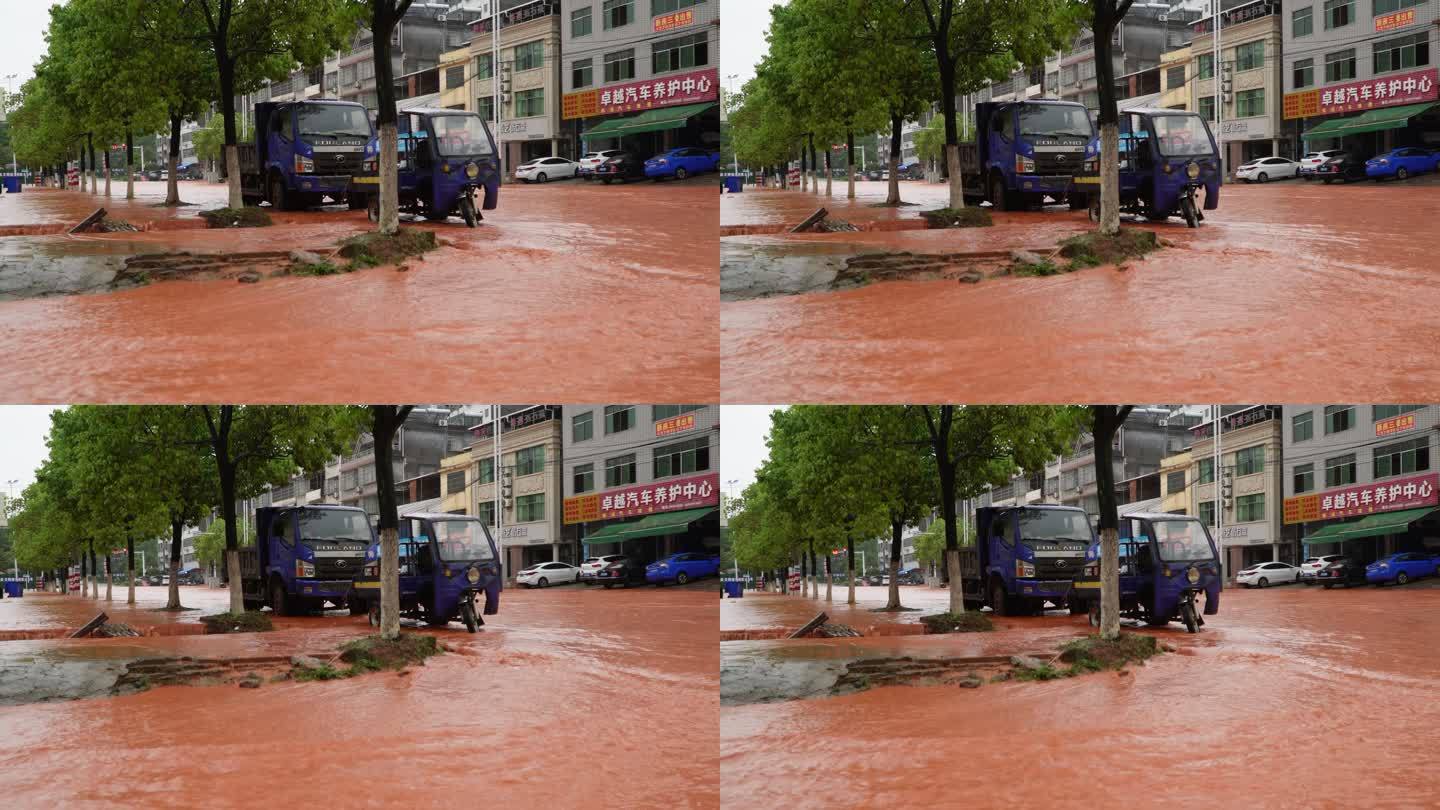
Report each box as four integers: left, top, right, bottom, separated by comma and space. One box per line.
1018, 510, 1092, 544
1018, 104, 1093, 138
430, 519, 496, 562
298, 510, 372, 543
1150, 519, 1215, 562
1150, 114, 1213, 157
298, 104, 372, 138
430, 115, 495, 157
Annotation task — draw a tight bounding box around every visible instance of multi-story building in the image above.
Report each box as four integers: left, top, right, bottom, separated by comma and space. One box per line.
326, 406, 482, 519
1048, 406, 1202, 516
1190, 0, 1289, 167
1187, 405, 1287, 575
561, 404, 720, 567
464, 0, 569, 167
1281, 405, 1440, 564
559, 0, 721, 158
1282, 0, 1440, 156
465, 404, 566, 574
1160, 43, 1194, 109
1159, 448, 1194, 513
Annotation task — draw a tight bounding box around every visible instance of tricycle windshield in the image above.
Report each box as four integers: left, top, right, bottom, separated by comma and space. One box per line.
298, 509, 372, 543
1149, 519, 1215, 563
298, 104, 372, 138
1149, 114, 1213, 157
430, 519, 496, 563
1018, 509, 1092, 543
1019, 104, 1093, 138
430, 115, 495, 158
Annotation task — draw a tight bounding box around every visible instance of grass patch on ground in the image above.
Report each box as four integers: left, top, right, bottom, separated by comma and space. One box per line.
291, 663, 346, 681
920, 611, 994, 634
920, 207, 992, 228
199, 611, 273, 634
1057, 228, 1159, 268
1010, 258, 1063, 277
339, 633, 442, 673
289, 259, 344, 276
1058, 632, 1162, 674
198, 207, 272, 228
1012, 663, 1067, 681
336, 228, 438, 270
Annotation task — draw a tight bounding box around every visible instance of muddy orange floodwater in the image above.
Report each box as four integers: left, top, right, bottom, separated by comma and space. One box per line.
0, 585, 718, 808
0, 180, 718, 402
720, 179, 1440, 402
721, 584, 1440, 807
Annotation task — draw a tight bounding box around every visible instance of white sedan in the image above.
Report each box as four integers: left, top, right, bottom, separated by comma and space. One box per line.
516, 561, 580, 588
1236, 561, 1300, 588
514, 157, 578, 183
1234, 156, 1298, 183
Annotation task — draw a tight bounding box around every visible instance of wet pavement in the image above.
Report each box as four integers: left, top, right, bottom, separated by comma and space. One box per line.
0, 586, 718, 808
721, 584, 1440, 807
721, 180, 1440, 403
0, 181, 718, 403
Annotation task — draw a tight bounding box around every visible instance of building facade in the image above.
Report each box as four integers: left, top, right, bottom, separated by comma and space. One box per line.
1281, 405, 1440, 564
1048, 406, 1202, 516
559, 0, 720, 157
1190, 0, 1289, 166
466, 405, 566, 574
1159, 448, 1194, 513
1282, 0, 1440, 155
464, 0, 568, 166
1160, 44, 1194, 109
561, 404, 720, 567
1187, 405, 1287, 575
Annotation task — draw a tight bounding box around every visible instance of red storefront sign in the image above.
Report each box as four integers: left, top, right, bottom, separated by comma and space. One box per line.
563, 472, 718, 524
655, 413, 696, 436
1283, 67, 1438, 119
1283, 472, 1439, 524
1376, 413, 1417, 437
1375, 8, 1416, 31
563, 67, 718, 120
653, 9, 694, 31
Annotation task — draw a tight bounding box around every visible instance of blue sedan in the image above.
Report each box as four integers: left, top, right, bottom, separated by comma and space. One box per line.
1364, 147, 1440, 180
1365, 552, 1440, 585
644, 147, 720, 181
645, 552, 721, 586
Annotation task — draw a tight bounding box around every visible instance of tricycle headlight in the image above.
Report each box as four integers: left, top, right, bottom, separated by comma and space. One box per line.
465, 162, 479, 179
467, 567, 481, 584
1187, 567, 1200, 584
1186, 162, 1200, 179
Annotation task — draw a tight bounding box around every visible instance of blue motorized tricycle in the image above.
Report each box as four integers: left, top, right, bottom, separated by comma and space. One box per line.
1073, 512, 1222, 633
351, 512, 502, 633
1081, 109, 1221, 228
358, 107, 500, 228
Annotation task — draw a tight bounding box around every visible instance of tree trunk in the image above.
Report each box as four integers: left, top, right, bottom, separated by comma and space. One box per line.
167, 113, 182, 206
1098, 123, 1120, 235
945, 145, 963, 209
824, 554, 832, 601
104, 149, 111, 197
886, 114, 902, 205
371, 405, 413, 641
79, 146, 87, 193
809, 135, 819, 196
126, 536, 136, 605
946, 549, 963, 614
88, 134, 97, 195
168, 519, 183, 610
824, 149, 832, 196
800, 144, 807, 192
846, 534, 855, 605
887, 519, 902, 609
799, 548, 808, 598
809, 546, 820, 597
80, 553, 87, 597
125, 128, 135, 200
217, 50, 244, 210
846, 130, 855, 199
1091, 405, 1132, 640
1099, 526, 1120, 639
90, 543, 100, 600
1093, 6, 1124, 236
105, 551, 113, 601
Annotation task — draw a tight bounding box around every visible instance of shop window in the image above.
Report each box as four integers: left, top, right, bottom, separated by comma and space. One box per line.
514, 88, 544, 118
1236, 445, 1265, 476
514, 41, 545, 72
446, 470, 466, 495
603, 0, 634, 29
1235, 88, 1265, 117
573, 411, 594, 442
571, 6, 593, 37
1236, 494, 1265, 523
1199, 500, 1216, 526
1373, 33, 1429, 74
605, 454, 637, 487
1236, 41, 1265, 72
604, 405, 635, 434
1324, 0, 1355, 28
604, 49, 636, 82
654, 404, 704, 420
1293, 411, 1314, 442
574, 464, 595, 494
1325, 454, 1357, 487
1294, 463, 1315, 494
1373, 0, 1424, 13
654, 437, 711, 478
653, 0, 702, 13
652, 32, 709, 74
1374, 437, 1430, 478
1324, 49, 1357, 82
1196, 53, 1215, 80
515, 494, 545, 523
1197, 457, 1215, 484
1293, 59, 1315, 89
515, 444, 545, 476
1324, 405, 1354, 434
572, 58, 593, 89
1293, 6, 1314, 36
1374, 405, 1424, 420
445, 65, 465, 90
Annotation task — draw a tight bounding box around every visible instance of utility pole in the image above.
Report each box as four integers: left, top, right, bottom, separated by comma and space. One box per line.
1212, 0, 1225, 176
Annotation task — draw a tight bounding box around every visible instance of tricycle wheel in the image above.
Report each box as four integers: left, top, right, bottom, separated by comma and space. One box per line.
367, 604, 380, 627
460, 598, 478, 633
1087, 602, 1100, 627
1180, 598, 1199, 633
1087, 197, 1100, 223
1180, 194, 1199, 228
366, 194, 379, 223
460, 193, 477, 227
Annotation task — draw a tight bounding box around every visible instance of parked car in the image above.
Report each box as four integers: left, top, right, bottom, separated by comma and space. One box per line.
145, 170, 162, 181
577, 149, 625, 179
595, 152, 647, 184
646, 552, 721, 585
1365, 147, 1440, 181
1299, 149, 1346, 179
1234, 156, 1298, 183
1299, 554, 1347, 584
865, 169, 882, 181
1366, 552, 1440, 585
1236, 561, 1300, 588
514, 156, 578, 183
1316, 557, 1367, 589
516, 561, 580, 588
1316, 152, 1369, 183
596, 556, 646, 588
644, 147, 720, 181
579, 554, 625, 584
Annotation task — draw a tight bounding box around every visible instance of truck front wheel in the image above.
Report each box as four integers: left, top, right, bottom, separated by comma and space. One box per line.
270, 173, 291, 212
989, 173, 1008, 211
270, 578, 290, 617
989, 578, 1009, 616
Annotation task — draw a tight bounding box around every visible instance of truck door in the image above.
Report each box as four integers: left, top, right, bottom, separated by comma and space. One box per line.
270, 509, 294, 580
270, 104, 293, 173
990, 510, 1013, 578
989, 105, 1011, 172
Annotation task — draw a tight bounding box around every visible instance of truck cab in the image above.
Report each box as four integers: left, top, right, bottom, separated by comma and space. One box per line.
963, 100, 1098, 211
962, 504, 1095, 616
240, 505, 375, 616
239, 100, 374, 211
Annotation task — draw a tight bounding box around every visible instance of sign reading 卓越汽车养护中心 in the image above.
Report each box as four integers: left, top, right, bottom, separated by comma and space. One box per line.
1282, 472, 1439, 524
562, 472, 719, 524
1283, 67, 1438, 120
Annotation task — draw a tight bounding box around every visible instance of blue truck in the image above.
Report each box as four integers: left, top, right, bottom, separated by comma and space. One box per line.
239, 505, 375, 616
238, 100, 375, 211
960, 504, 1096, 616
960, 99, 1098, 211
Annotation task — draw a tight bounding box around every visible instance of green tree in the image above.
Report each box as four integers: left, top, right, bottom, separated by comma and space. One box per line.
1090, 405, 1134, 639
351, 1, 414, 234
1087, 0, 1134, 234
365, 406, 414, 639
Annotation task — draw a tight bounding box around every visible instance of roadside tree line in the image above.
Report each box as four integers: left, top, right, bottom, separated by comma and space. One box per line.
9, 405, 423, 642
728, 405, 1137, 639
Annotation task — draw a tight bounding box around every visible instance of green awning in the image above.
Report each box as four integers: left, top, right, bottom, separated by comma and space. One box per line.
582, 506, 718, 544
1305, 506, 1438, 543
1303, 102, 1440, 139
1303, 523, 1348, 543
583, 102, 718, 139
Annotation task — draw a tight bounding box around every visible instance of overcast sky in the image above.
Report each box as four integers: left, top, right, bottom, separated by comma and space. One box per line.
0, 406, 60, 498
0, 2, 54, 94
721, 0, 781, 91
720, 405, 782, 498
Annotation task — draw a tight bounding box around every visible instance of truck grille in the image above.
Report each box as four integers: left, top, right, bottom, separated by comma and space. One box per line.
1035, 558, 1086, 579
314, 557, 365, 579
315, 152, 365, 175
1034, 152, 1086, 174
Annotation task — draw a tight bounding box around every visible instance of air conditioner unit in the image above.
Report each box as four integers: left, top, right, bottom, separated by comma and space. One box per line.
1158, 418, 1169, 427
501, 92, 512, 102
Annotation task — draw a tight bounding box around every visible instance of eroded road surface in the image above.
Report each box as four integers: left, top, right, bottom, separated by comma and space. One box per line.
0, 180, 717, 402
0, 585, 717, 808
721, 179, 1440, 402
721, 584, 1440, 807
